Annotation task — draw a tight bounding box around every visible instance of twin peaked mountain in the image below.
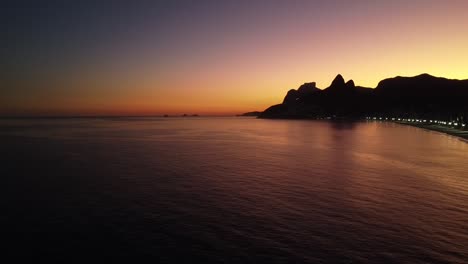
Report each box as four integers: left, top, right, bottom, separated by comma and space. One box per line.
259, 74, 468, 120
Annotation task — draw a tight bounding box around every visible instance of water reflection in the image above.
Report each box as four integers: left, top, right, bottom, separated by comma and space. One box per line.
1, 117, 467, 262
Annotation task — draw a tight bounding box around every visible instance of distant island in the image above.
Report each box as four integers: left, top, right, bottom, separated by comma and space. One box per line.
258, 74, 468, 125
162, 114, 199, 117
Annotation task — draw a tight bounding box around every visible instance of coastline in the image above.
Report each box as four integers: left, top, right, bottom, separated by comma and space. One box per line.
259, 117, 468, 142
395, 121, 468, 142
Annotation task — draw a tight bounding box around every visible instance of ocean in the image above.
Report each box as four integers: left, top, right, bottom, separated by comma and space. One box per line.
1, 117, 467, 263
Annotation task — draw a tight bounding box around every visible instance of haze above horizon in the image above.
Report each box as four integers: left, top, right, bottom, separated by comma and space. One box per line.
2, 0, 468, 116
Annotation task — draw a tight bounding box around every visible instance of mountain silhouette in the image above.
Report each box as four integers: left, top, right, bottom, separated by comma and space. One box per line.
259, 74, 468, 122
325, 74, 347, 92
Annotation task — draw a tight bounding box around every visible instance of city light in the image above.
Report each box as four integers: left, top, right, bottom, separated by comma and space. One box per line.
364, 116, 466, 130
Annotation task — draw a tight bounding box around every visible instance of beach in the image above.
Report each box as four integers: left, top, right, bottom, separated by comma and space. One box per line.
395, 121, 468, 141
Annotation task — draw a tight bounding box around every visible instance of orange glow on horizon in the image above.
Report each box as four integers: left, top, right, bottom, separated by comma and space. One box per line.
2, 1, 468, 116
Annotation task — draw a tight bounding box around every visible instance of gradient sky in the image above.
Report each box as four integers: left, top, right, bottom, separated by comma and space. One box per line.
2, 0, 468, 116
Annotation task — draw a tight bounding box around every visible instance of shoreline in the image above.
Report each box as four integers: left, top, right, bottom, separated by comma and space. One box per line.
259, 117, 468, 142
2, 115, 467, 142
395, 121, 468, 142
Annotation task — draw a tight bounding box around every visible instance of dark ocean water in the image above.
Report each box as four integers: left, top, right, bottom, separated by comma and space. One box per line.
1, 117, 467, 263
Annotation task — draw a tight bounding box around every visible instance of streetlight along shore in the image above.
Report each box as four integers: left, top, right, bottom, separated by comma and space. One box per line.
365, 117, 468, 141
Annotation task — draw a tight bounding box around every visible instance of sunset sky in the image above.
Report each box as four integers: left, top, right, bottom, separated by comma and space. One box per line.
2, 0, 468, 116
